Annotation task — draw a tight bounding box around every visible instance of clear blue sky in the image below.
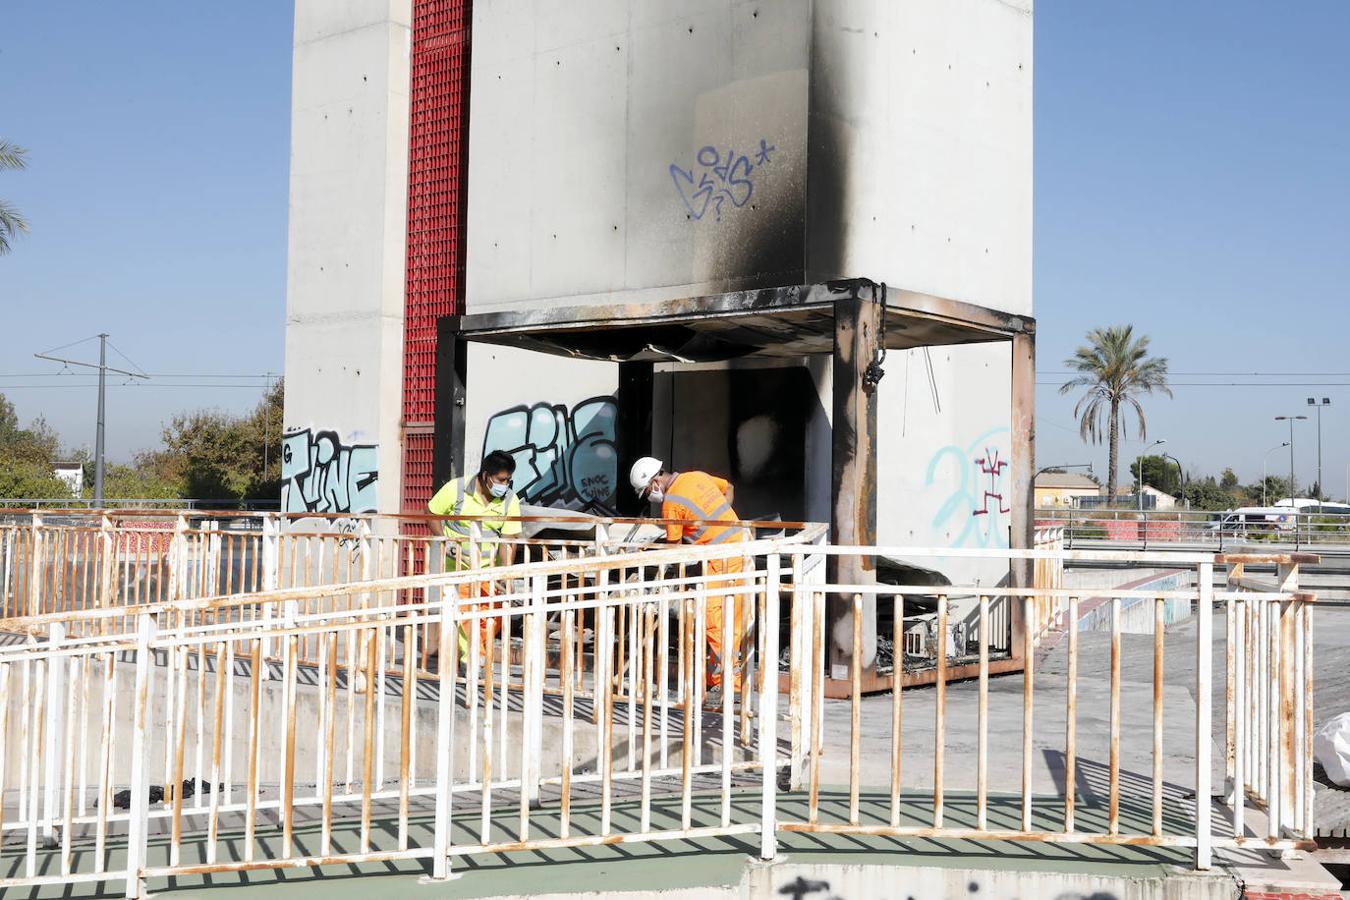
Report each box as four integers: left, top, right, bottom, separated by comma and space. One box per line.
2, 2, 1348, 494
1034, 0, 1350, 494
1, 1, 293, 463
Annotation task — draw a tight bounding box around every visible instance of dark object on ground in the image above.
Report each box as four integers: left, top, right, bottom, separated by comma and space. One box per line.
108, 779, 222, 809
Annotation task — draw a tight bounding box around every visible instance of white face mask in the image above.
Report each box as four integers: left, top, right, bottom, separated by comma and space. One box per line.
489, 481, 509, 499
648, 485, 664, 503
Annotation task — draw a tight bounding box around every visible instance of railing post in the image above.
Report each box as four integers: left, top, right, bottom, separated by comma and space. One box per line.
28, 511, 42, 618
206, 518, 223, 598
167, 514, 188, 604
42, 621, 64, 847
358, 518, 374, 588
527, 573, 547, 809
125, 613, 156, 898
98, 513, 114, 615
788, 551, 807, 791
260, 514, 279, 679
429, 562, 457, 882
261, 514, 279, 592
1195, 561, 1213, 870
759, 552, 781, 860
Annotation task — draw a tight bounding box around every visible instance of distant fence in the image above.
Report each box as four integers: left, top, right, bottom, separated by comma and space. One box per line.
1038, 507, 1350, 550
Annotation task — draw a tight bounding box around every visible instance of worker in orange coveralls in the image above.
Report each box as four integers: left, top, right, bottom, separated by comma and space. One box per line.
629, 457, 751, 706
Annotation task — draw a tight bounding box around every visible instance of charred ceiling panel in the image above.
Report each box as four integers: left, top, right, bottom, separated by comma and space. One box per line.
457, 283, 1031, 363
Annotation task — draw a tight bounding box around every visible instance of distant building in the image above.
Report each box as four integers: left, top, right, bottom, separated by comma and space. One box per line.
52, 461, 83, 495
1139, 484, 1177, 511
1034, 472, 1100, 508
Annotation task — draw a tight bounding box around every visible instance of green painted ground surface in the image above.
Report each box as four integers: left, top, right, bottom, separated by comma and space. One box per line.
0, 789, 1193, 899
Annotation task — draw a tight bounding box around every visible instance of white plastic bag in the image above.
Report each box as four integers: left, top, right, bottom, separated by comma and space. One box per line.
1314, 713, 1350, 787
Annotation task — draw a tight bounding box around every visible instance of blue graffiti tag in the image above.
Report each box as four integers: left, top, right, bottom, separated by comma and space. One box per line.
924, 426, 1012, 549
669, 140, 775, 222
482, 396, 619, 514
281, 428, 378, 514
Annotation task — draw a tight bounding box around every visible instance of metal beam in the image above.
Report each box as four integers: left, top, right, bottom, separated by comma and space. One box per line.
452, 281, 1035, 363
433, 317, 468, 490
614, 362, 654, 516
829, 287, 880, 671
1010, 331, 1036, 657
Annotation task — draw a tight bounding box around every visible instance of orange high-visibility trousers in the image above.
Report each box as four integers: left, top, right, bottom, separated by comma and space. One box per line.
457, 579, 501, 657
704, 554, 747, 690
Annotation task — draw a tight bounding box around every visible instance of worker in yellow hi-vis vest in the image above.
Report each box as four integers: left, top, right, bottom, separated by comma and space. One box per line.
428, 450, 522, 659
629, 457, 751, 704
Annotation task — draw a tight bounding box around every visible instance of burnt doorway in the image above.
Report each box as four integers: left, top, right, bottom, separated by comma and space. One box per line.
655, 365, 818, 523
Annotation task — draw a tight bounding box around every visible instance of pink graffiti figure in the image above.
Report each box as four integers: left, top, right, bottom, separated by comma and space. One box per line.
973, 448, 1010, 516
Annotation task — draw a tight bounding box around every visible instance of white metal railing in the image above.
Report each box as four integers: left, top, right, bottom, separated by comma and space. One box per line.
1039, 506, 1350, 550
0, 531, 1316, 895
776, 543, 1315, 871
0, 509, 808, 675
1223, 553, 1316, 845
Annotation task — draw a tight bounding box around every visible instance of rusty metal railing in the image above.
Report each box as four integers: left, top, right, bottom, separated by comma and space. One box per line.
0, 530, 1317, 895
775, 543, 1317, 872
1221, 552, 1317, 847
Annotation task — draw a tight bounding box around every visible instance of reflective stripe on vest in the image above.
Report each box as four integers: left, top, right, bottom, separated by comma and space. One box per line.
443, 477, 516, 538
664, 493, 744, 545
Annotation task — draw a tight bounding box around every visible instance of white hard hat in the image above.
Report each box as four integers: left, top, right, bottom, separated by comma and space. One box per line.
629, 457, 663, 498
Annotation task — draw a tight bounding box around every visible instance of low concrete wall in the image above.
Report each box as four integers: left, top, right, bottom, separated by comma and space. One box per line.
1064, 568, 1195, 635
480, 859, 1239, 900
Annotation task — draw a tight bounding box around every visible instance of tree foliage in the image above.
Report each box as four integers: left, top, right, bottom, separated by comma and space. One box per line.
1060, 325, 1172, 499
138, 379, 284, 502
0, 139, 29, 255
1128, 454, 1181, 496
0, 394, 72, 499
0, 382, 284, 505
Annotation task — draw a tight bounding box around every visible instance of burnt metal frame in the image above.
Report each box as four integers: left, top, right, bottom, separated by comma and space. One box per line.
436, 279, 1036, 692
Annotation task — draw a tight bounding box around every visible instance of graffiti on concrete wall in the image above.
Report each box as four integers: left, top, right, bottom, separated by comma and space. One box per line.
925, 426, 1012, 548
670, 139, 776, 222
281, 428, 378, 514
482, 396, 618, 514
973, 448, 1011, 517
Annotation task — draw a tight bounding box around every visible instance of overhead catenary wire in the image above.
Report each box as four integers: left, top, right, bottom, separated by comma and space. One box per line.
0, 382, 273, 389
33, 335, 101, 357
104, 338, 150, 378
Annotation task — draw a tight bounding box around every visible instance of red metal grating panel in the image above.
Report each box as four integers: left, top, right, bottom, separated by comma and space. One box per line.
400, 0, 472, 514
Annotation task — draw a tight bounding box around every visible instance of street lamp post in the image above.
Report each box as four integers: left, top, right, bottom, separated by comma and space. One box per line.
1274, 415, 1307, 505
1137, 439, 1166, 510
1263, 442, 1290, 507
1307, 397, 1331, 501
1162, 452, 1185, 508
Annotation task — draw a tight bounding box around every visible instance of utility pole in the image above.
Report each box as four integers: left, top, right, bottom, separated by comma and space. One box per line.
1307, 397, 1330, 501
1275, 415, 1307, 505
35, 334, 148, 505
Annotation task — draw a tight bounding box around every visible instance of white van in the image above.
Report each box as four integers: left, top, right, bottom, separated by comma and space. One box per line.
1207, 506, 1296, 537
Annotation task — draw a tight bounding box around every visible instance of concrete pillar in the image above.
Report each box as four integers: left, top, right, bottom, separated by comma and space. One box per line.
281, 0, 413, 516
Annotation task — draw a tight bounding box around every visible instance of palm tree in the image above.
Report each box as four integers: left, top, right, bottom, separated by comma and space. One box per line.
0, 140, 30, 255
1060, 325, 1172, 500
